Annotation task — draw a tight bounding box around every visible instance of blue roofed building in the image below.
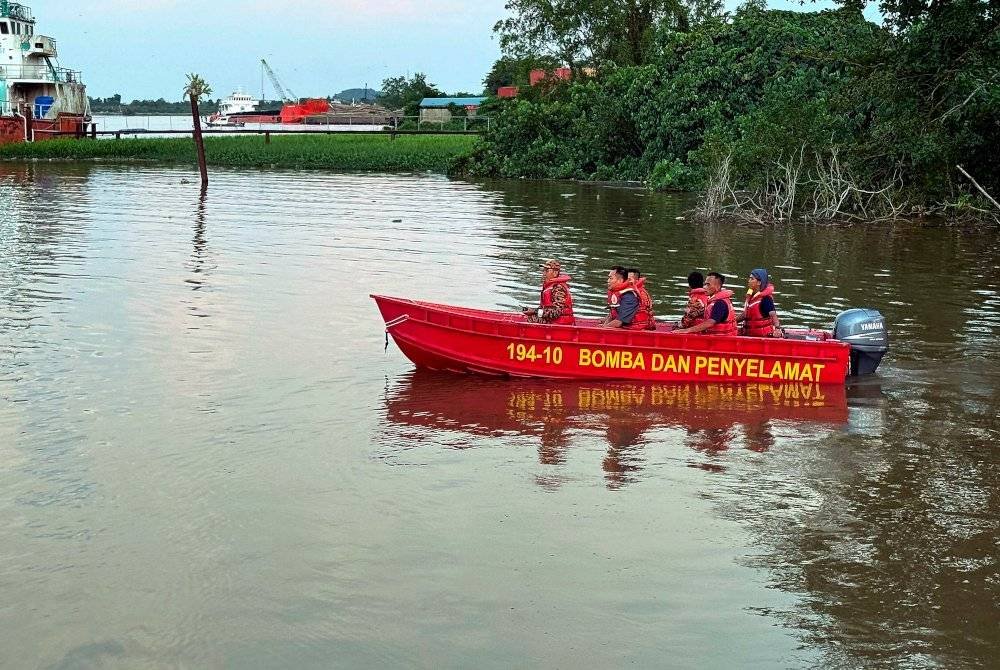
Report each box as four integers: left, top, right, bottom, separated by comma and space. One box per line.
418, 97, 486, 124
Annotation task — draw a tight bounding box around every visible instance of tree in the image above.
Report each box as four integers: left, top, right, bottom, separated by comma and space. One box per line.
377, 73, 444, 117
493, 0, 713, 71
183, 73, 212, 187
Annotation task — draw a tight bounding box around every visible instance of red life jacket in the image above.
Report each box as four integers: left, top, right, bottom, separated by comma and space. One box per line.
681, 287, 710, 329
702, 289, 737, 336
607, 281, 651, 329
742, 285, 776, 337
606, 283, 626, 319
632, 278, 656, 330
688, 287, 709, 312
540, 275, 574, 325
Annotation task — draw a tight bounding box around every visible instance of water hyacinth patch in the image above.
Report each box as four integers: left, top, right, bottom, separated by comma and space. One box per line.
0, 134, 479, 173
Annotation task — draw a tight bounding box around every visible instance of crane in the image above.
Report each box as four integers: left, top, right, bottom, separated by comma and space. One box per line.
260, 59, 298, 103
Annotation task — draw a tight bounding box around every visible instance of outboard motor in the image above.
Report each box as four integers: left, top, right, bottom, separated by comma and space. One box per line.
833, 309, 888, 376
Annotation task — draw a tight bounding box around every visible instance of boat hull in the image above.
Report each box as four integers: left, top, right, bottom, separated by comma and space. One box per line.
373, 295, 852, 384
0, 113, 91, 144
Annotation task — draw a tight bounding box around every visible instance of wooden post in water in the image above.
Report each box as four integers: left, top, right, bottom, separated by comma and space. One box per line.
184, 73, 212, 187
22, 103, 33, 142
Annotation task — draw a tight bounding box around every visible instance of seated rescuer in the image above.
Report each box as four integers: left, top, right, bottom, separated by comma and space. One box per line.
523, 259, 575, 325
672, 271, 737, 335
626, 268, 657, 330
738, 268, 782, 337
678, 271, 708, 329
604, 266, 645, 329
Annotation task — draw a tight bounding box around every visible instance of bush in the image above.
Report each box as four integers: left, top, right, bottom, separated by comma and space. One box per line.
457, 4, 999, 220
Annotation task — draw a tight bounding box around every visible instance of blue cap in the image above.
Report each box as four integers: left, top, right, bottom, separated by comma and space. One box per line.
750, 268, 768, 289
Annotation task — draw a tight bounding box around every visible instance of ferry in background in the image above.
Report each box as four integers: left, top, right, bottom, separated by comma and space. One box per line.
206, 92, 397, 130
204, 90, 277, 125
205, 93, 328, 127
0, 1, 90, 144
206, 59, 398, 130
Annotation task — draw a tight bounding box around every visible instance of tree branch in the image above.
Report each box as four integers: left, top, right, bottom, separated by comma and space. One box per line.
957, 165, 1000, 211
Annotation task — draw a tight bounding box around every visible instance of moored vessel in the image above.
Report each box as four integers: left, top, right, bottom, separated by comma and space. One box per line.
204, 90, 280, 126
0, 1, 90, 144
372, 295, 888, 384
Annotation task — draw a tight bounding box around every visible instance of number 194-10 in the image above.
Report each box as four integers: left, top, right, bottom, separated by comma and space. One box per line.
506, 343, 563, 364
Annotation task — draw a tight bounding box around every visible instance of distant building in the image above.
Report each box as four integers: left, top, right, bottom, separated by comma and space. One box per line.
418, 97, 486, 123
495, 68, 595, 100
529, 68, 572, 86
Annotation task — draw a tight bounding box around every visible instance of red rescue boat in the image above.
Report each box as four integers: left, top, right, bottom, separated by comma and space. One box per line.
372, 295, 888, 385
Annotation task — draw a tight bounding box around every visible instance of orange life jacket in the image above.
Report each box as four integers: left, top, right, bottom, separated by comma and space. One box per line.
742, 285, 776, 337
689, 287, 709, 310
540, 275, 575, 325
632, 278, 656, 330
700, 289, 737, 336
607, 281, 651, 330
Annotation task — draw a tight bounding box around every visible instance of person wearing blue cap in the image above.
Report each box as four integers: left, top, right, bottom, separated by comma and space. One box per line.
738, 268, 782, 337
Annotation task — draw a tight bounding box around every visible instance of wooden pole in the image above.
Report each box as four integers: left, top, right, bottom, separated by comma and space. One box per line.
190, 94, 208, 187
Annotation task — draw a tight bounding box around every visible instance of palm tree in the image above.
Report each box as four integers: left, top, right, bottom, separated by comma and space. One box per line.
184, 73, 212, 186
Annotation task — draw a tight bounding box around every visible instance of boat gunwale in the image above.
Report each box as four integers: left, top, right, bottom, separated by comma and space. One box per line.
371, 293, 851, 363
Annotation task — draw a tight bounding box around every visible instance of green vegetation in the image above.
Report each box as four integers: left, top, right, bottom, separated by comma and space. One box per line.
89, 94, 220, 115
377, 73, 445, 116
461, 1, 1000, 222
377, 73, 483, 116
0, 135, 478, 172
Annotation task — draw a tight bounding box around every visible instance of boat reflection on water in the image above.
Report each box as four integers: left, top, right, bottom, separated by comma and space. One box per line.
380, 372, 850, 487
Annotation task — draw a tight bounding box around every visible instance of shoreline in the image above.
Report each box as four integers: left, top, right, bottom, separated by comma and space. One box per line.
3, 138, 994, 226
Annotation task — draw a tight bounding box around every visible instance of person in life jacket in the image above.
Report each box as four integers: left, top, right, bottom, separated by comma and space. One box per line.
603, 266, 645, 329
672, 271, 737, 335
737, 268, 782, 337
524, 258, 575, 325
678, 271, 708, 329
626, 268, 657, 330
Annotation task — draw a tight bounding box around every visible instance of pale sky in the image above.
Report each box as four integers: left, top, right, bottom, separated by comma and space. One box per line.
29, 0, 871, 101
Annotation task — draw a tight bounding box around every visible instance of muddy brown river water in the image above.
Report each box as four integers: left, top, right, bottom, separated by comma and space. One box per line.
1, 163, 998, 668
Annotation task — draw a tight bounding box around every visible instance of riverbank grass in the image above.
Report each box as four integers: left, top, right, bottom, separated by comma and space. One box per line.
0, 135, 478, 172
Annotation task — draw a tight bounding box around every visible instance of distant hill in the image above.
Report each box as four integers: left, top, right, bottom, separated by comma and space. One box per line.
333, 88, 380, 102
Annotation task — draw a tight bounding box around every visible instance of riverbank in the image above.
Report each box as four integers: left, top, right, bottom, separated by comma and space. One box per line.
0, 135, 478, 172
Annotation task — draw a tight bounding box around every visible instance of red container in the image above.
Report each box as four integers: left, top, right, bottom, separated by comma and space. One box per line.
497, 86, 519, 98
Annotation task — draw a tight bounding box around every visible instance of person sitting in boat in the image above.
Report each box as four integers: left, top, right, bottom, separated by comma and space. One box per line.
604, 266, 649, 329
626, 268, 657, 330
672, 272, 737, 335
523, 259, 575, 325
737, 268, 782, 337
678, 271, 708, 329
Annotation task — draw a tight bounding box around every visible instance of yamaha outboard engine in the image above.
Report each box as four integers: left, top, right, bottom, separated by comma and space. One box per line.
833, 309, 888, 376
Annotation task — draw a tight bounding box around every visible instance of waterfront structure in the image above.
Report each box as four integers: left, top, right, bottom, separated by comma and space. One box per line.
418, 97, 486, 124
0, 1, 90, 144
